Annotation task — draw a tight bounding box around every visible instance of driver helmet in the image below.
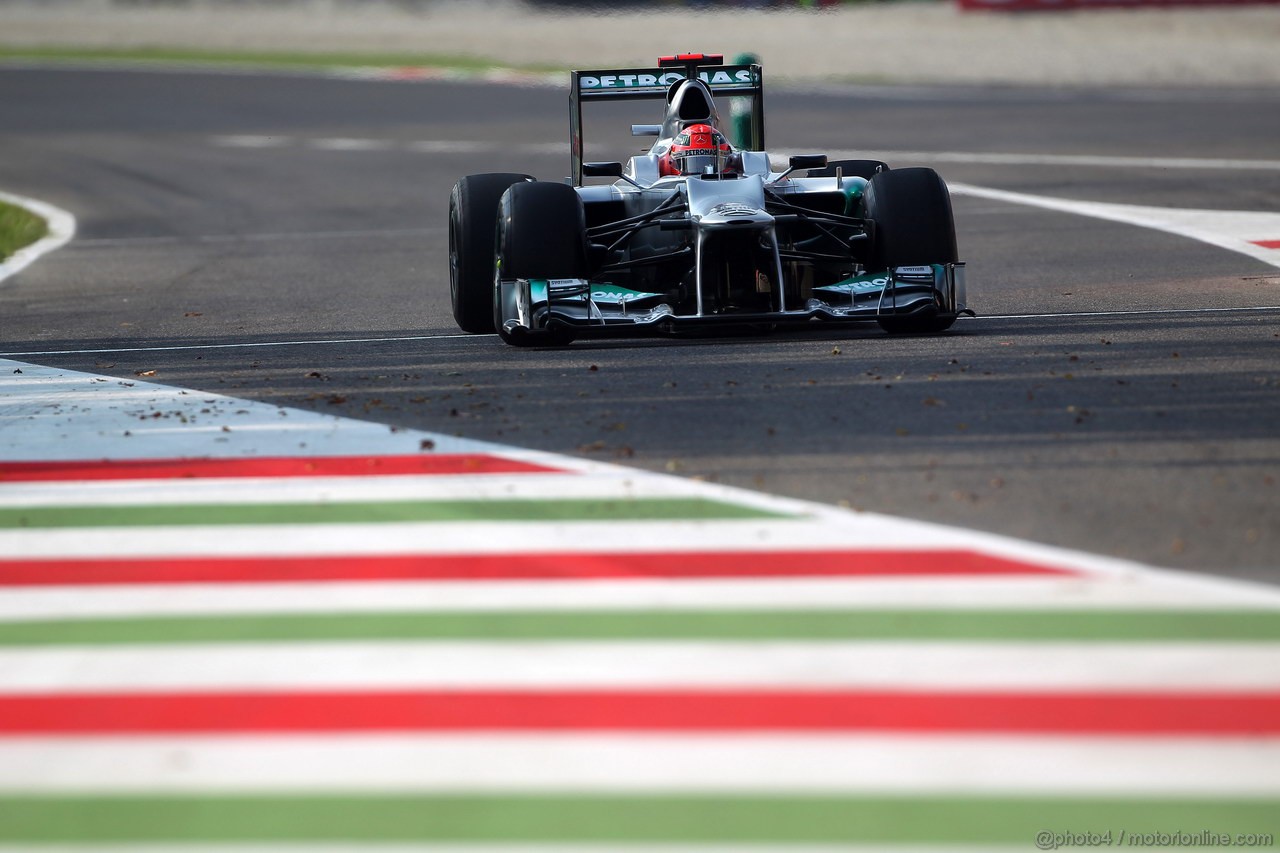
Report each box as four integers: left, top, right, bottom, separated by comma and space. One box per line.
660, 123, 736, 176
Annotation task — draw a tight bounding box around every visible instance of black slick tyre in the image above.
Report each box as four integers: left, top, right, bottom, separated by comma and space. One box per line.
864, 167, 958, 270
448, 172, 532, 333
863, 167, 960, 334
494, 181, 588, 347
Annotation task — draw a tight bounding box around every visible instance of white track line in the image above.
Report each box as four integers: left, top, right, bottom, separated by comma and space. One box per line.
72, 227, 440, 247
6, 304, 1280, 358
214, 137, 1280, 173
2, 642, 1278, 692
0, 334, 477, 357
7, 305, 1280, 358
982, 305, 1280, 320
855, 150, 1280, 173
4, 736, 1277, 795
949, 182, 1280, 269
0, 191, 76, 285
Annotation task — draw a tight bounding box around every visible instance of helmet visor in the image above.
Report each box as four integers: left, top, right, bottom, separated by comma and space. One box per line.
677, 154, 720, 175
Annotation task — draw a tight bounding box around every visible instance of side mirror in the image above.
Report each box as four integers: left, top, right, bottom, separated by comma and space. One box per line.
769, 153, 830, 186
788, 154, 828, 171
582, 162, 625, 178
631, 124, 662, 137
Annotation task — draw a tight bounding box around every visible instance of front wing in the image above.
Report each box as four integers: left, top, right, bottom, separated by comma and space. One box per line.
496, 263, 967, 341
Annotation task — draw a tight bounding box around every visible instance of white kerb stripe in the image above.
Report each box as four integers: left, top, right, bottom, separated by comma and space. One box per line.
3, 736, 1278, 795
0, 642, 1277, 692
1, 576, 1276, 623
0, 472, 729, 507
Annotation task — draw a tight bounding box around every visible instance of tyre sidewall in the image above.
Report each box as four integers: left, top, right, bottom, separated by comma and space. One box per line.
449, 172, 531, 333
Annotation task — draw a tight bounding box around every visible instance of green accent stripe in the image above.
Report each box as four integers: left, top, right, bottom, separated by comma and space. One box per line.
4, 610, 1280, 646
0, 497, 786, 529
0, 795, 1273, 843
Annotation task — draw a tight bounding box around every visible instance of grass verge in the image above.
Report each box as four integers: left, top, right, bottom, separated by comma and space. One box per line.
0, 200, 48, 263
0, 46, 563, 74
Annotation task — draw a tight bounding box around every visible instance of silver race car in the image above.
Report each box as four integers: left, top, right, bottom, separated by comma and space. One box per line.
448, 53, 969, 346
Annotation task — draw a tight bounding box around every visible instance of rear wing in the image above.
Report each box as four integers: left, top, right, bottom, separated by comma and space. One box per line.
569, 57, 765, 186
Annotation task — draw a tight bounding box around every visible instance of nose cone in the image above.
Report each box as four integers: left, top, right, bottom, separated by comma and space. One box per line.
686, 174, 772, 230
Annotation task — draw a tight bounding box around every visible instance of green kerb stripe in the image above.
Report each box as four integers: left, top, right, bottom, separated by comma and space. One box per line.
0, 497, 786, 529
4, 610, 1280, 645
0, 795, 1274, 843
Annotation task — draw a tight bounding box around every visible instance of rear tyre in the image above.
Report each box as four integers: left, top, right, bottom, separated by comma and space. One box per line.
494, 181, 588, 347
863, 167, 959, 334
807, 159, 888, 179
448, 172, 532, 333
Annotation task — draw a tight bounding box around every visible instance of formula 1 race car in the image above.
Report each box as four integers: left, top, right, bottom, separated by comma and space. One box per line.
448, 53, 968, 346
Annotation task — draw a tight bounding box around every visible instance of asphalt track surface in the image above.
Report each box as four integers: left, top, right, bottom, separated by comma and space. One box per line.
2, 67, 1278, 582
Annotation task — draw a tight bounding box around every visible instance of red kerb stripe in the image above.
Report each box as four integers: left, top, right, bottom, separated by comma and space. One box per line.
1250, 239, 1280, 249
0, 550, 1073, 586
1, 690, 1273, 735
0, 454, 561, 482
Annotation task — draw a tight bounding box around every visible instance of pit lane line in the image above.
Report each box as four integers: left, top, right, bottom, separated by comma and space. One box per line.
3, 306, 1278, 359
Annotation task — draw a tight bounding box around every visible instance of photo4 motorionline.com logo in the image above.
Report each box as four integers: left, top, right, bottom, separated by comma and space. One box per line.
1035, 829, 1275, 849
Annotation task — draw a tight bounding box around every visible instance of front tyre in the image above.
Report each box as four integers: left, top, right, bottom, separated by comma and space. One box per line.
448, 172, 532, 333
864, 168, 959, 334
494, 181, 588, 347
